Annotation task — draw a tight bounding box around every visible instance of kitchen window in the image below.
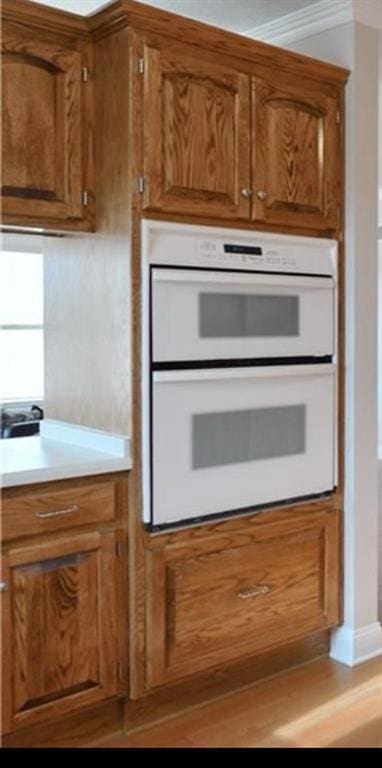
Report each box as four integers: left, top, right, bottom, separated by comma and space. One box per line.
0, 234, 44, 403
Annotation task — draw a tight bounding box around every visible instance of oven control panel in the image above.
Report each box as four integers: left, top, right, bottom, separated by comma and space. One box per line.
197, 239, 298, 270
144, 220, 337, 278
198, 240, 297, 272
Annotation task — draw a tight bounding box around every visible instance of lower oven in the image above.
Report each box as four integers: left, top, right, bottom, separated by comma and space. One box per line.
149, 364, 336, 528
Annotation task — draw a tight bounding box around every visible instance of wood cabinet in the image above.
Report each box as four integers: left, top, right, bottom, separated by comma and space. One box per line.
142, 41, 251, 220
146, 506, 339, 687
1, 474, 127, 735
251, 75, 339, 231
1, 20, 93, 230
141, 39, 341, 233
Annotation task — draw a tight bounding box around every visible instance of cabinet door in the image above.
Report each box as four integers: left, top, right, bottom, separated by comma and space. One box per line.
143, 42, 251, 219
146, 509, 339, 687
1, 532, 118, 733
252, 76, 339, 231
1, 23, 84, 223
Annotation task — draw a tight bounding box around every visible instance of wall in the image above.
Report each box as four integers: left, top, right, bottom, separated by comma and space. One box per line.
44, 28, 132, 435
289, 21, 382, 659
44, 232, 131, 433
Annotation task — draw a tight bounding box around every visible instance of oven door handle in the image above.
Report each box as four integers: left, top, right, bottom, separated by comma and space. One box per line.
151, 269, 334, 290
153, 364, 336, 384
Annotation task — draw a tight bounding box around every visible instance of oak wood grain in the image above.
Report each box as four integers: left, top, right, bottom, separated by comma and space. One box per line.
143, 38, 250, 219
89, 0, 348, 86
2, 698, 123, 748
126, 30, 150, 701
2, 21, 84, 224
2, 480, 117, 542
252, 74, 339, 231
1, 0, 90, 40
146, 508, 339, 686
2, 531, 119, 733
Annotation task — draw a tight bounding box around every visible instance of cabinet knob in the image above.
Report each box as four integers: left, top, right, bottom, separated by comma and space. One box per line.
256, 189, 268, 201
240, 187, 253, 199
0, 582, 8, 593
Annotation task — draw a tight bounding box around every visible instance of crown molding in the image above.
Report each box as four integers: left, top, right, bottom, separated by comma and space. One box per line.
244, 0, 382, 47
1, 0, 90, 39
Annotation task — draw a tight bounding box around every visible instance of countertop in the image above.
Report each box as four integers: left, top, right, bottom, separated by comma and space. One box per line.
1, 419, 132, 488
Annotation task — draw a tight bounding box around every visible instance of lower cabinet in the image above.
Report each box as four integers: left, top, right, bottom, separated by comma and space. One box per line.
2, 531, 119, 733
146, 506, 339, 687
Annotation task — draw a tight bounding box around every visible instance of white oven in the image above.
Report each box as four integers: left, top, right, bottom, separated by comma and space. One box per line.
141, 220, 337, 529
152, 269, 334, 362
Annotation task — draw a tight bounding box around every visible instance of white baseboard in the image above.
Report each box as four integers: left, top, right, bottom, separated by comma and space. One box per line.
330, 622, 382, 666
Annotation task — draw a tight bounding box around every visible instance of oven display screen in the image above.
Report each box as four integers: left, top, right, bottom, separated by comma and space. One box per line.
223, 244, 263, 255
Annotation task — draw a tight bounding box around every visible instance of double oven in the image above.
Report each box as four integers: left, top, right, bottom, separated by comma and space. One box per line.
141, 220, 337, 530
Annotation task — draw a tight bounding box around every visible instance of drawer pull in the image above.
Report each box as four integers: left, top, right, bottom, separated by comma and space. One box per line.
35, 505, 78, 520
237, 584, 270, 599
0, 582, 8, 593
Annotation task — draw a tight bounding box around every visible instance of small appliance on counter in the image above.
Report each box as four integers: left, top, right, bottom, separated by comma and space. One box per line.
141, 220, 338, 530
1, 405, 44, 439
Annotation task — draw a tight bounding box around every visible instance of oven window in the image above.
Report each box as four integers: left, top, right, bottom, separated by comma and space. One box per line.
199, 293, 299, 338
192, 404, 306, 469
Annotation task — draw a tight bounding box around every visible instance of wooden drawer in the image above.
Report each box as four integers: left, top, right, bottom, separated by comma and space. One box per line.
2, 478, 118, 542
147, 508, 339, 686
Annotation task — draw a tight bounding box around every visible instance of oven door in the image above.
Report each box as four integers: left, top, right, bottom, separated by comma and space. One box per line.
149, 365, 336, 527
152, 269, 335, 363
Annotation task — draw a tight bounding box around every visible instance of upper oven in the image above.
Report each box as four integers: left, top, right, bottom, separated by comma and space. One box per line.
152, 269, 334, 364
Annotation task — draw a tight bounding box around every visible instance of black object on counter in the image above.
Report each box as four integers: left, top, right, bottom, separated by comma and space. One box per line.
1, 404, 44, 438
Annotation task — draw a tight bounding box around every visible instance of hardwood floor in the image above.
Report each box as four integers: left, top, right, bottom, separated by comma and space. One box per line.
96, 656, 382, 748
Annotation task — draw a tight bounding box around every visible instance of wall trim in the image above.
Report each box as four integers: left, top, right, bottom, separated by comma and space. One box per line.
330, 622, 382, 666
244, 0, 382, 46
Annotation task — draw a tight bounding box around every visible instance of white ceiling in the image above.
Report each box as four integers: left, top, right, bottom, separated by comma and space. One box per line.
28, 0, 319, 32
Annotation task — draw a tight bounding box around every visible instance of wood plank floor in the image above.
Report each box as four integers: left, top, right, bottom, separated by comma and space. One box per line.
96, 656, 382, 748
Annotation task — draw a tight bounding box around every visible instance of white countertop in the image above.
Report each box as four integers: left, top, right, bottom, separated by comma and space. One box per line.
1, 420, 132, 488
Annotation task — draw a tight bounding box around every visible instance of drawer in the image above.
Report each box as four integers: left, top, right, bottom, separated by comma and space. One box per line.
2, 479, 118, 541
147, 509, 339, 686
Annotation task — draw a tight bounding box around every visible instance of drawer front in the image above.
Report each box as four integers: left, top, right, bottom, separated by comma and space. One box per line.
2, 480, 117, 541
147, 510, 339, 686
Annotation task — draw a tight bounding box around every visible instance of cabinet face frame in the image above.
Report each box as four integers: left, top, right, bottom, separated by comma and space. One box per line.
141, 37, 251, 220
1, 531, 118, 733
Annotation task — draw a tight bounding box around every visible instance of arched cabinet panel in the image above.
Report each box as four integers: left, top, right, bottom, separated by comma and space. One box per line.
1, 23, 89, 226
251, 76, 339, 231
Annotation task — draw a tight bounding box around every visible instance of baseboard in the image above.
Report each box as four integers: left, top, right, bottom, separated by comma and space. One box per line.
330, 622, 382, 666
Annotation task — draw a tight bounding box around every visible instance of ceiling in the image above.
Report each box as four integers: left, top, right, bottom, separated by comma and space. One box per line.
28, 0, 320, 32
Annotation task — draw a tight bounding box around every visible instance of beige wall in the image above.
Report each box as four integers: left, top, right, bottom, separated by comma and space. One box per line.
43, 232, 131, 434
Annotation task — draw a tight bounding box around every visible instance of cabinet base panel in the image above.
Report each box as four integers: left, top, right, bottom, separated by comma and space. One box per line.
124, 630, 330, 734
2, 698, 124, 749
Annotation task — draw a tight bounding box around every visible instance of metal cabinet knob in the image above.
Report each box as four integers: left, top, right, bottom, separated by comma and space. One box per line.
240, 188, 253, 199
256, 189, 268, 201
0, 582, 8, 593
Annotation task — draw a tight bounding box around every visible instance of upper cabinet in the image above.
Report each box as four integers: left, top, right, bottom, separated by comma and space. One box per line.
142, 42, 251, 220
140, 39, 342, 234
1, 21, 93, 230
251, 75, 339, 231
